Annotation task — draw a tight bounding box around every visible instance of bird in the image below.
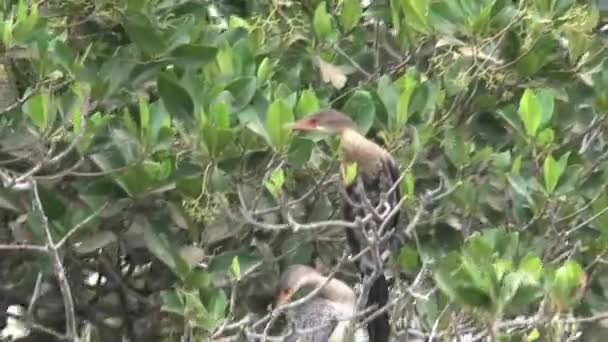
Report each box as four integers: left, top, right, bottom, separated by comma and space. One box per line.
289, 109, 404, 342
276, 264, 367, 342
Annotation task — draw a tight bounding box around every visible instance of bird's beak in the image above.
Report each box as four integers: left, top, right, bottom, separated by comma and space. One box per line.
284, 119, 316, 131
275, 290, 292, 308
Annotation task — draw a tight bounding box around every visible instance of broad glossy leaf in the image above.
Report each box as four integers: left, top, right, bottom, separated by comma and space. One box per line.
23, 90, 50, 131
231, 256, 241, 280
401, 0, 430, 33
396, 73, 418, 127
340, 0, 362, 32
49, 39, 75, 75
550, 261, 585, 310
543, 155, 560, 194
123, 12, 167, 56
342, 90, 375, 134
313, 2, 333, 41
592, 193, 608, 235
170, 44, 218, 68
287, 138, 313, 168
519, 255, 543, 284
507, 174, 535, 207
157, 72, 194, 121
519, 89, 542, 137
161, 289, 185, 315
537, 89, 555, 127
443, 128, 468, 168
225, 76, 257, 111
257, 57, 272, 82
265, 99, 294, 151
296, 89, 320, 118
201, 124, 233, 158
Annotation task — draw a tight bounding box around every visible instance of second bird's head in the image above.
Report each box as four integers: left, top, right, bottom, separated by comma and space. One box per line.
287, 109, 356, 135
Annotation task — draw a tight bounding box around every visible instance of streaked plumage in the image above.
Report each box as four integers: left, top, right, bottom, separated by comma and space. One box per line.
276, 265, 367, 342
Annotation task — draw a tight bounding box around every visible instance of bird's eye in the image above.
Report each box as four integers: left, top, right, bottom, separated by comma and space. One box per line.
282, 288, 290, 295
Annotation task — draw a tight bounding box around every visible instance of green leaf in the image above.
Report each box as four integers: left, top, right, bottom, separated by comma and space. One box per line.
231, 256, 241, 280
157, 72, 194, 121
23, 90, 50, 131
537, 89, 555, 127
216, 46, 234, 76
443, 129, 468, 168
339, 0, 362, 32
527, 328, 540, 342
395, 73, 418, 127
12, 0, 38, 43
377, 75, 399, 122
493, 151, 511, 171
499, 272, 522, 310
123, 12, 167, 56
161, 289, 185, 315
296, 89, 320, 118
201, 124, 233, 158
543, 153, 568, 194
396, 246, 419, 273
49, 39, 75, 75
265, 99, 294, 151
404, 171, 415, 196
592, 193, 608, 235
287, 138, 314, 168
342, 161, 358, 186
401, 0, 430, 33
507, 174, 535, 207
265, 168, 285, 199
170, 44, 218, 68
519, 255, 543, 284
313, 2, 333, 41
208, 289, 228, 320
543, 155, 559, 194
225, 76, 257, 111
257, 57, 272, 82
550, 261, 585, 310
342, 90, 375, 134
139, 96, 150, 142
537, 128, 554, 146
518, 89, 542, 137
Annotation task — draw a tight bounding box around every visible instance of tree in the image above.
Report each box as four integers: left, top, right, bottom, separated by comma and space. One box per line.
0, 0, 607, 341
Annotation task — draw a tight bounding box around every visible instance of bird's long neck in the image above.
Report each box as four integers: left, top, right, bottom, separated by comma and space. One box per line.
339, 128, 390, 175
307, 273, 356, 307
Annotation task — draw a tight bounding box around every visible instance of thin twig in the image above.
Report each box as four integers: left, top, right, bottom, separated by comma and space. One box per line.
32, 181, 77, 340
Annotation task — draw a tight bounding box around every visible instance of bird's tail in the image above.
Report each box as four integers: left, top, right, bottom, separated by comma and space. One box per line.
366, 274, 390, 342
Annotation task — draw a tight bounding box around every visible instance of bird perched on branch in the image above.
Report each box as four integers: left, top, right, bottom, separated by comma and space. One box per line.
276, 264, 366, 342
289, 109, 404, 342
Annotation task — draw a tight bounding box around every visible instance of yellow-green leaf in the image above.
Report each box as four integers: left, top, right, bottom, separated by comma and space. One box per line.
519, 89, 542, 137
527, 328, 540, 342
231, 256, 241, 280
313, 2, 333, 41
265, 168, 285, 199
339, 0, 361, 32
342, 162, 358, 186
265, 99, 294, 151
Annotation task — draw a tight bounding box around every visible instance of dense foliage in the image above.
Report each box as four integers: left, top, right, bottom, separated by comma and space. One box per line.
1, 0, 608, 341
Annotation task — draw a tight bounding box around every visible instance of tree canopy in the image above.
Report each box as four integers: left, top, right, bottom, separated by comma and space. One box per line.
1, 0, 608, 341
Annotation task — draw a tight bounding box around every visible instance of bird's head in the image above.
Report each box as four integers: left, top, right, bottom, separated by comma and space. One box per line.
275, 264, 321, 307
287, 109, 356, 135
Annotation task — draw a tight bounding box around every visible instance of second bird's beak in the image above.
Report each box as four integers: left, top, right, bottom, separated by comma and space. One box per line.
275, 294, 288, 308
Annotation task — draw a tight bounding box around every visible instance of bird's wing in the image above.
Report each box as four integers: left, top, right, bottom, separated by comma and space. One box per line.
286, 298, 339, 342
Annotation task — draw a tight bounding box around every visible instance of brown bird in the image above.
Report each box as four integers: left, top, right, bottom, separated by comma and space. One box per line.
289, 109, 404, 342
276, 264, 366, 342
